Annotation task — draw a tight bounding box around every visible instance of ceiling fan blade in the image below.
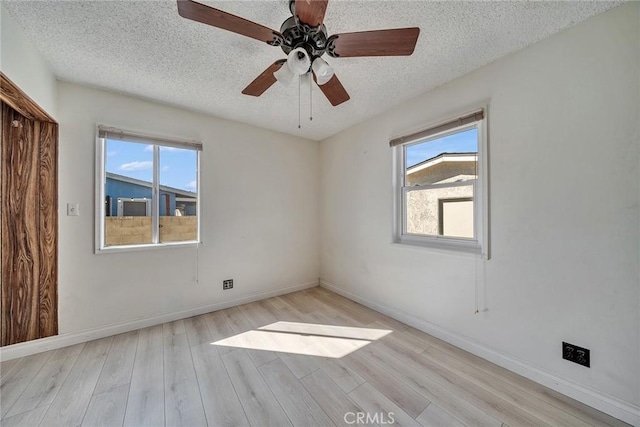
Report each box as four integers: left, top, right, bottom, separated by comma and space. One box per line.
242, 60, 286, 97
295, 0, 329, 27
314, 73, 350, 106
177, 0, 281, 44
328, 27, 420, 57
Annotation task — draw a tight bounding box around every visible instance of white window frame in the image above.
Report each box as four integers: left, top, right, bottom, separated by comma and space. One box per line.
95, 126, 202, 254
392, 108, 489, 257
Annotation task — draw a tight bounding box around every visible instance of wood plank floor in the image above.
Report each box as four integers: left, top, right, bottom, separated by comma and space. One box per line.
0, 287, 629, 427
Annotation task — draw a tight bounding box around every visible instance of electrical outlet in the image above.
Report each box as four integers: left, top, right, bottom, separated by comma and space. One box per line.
223, 279, 233, 290
562, 342, 590, 368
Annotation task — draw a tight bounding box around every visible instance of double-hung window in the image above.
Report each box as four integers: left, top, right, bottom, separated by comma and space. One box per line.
96, 126, 202, 252
392, 109, 488, 255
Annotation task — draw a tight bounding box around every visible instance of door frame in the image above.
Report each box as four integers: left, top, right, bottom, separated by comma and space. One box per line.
0, 73, 55, 123
1, 72, 59, 346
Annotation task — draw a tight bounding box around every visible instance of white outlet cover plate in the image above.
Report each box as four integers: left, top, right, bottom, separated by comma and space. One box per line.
67, 203, 79, 216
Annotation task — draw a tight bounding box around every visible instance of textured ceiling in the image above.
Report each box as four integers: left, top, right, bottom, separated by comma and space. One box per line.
4, 0, 620, 141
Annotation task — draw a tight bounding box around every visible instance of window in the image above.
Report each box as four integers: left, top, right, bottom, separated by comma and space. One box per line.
96, 126, 202, 252
392, 109, 488, 255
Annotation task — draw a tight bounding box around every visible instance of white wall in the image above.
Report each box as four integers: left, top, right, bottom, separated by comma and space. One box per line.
320, 1, 639, 419
0, 4, 57, 118
58, 82, 319, 334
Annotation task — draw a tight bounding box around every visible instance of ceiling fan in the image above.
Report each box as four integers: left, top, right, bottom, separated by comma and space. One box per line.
177, 0, 420, 106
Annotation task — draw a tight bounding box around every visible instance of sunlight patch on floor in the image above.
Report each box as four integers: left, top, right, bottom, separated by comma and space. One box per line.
212, 322, 392, 358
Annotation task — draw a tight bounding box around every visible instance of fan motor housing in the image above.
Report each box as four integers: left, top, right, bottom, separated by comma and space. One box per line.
279, 16, 328, 60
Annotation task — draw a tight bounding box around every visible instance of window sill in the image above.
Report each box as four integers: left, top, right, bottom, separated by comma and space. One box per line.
95, 240, 200, 255
393, 235, 482, 256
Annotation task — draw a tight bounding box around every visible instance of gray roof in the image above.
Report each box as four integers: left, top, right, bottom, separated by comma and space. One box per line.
106, 172, 196, 199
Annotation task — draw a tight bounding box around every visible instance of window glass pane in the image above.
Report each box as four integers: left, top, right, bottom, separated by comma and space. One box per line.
403, 127, 478, 240
405, 184, 475, 238
158, 146, 198, 243
405, 128, 478, 186
104, 139, 153, 246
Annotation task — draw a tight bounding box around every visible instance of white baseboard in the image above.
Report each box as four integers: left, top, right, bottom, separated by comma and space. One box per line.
320, 279, 640, 427
0, 280, 318, 362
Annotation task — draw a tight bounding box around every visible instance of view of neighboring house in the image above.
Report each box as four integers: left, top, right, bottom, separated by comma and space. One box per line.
106, 172, 197, 217
104, 173, 198, 246
406, 152, 477, 238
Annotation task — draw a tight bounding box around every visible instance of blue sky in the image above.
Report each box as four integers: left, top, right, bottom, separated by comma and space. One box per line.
406, 128, 477, 168
106, 140, 197, 192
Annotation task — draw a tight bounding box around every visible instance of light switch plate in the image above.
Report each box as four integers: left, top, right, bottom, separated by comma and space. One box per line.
67, 203, 79, 216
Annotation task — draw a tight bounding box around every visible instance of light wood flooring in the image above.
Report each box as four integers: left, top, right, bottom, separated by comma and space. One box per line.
0, 287, 629, 427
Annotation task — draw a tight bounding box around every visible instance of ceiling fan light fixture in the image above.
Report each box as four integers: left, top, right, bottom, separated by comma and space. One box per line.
274, 62, 296, 85
275, 47, 311, 86
286, 47, 311, 75
312, 57, 334, 85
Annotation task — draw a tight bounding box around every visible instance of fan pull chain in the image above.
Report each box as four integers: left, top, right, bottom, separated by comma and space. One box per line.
309, 73, 313, 122
298, 75, 301, 129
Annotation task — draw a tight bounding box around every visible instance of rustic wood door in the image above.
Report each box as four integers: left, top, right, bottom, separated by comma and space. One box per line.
1, 100, 58, 346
